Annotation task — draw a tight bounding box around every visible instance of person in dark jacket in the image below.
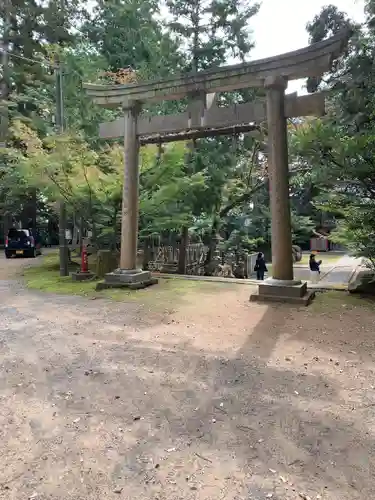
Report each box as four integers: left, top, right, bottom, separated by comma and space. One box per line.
254, 252, 268, 280
309, 253, 322, 283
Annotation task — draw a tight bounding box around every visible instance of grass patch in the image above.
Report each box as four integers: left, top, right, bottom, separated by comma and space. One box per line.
311, 290, 375, 313
23, 251, 230, 307
23, 252, 97, 296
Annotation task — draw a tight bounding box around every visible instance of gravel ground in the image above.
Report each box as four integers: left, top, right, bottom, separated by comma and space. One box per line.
0, 254, 375, 500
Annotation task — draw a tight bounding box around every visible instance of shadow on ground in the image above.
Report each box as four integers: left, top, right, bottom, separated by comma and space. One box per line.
0, 284, 374, 500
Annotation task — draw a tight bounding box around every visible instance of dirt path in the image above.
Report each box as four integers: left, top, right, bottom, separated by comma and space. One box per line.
0, 252, 45, 280
0, 254, 375, 499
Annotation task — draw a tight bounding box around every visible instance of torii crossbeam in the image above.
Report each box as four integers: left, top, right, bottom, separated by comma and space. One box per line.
84, 30, 350, 303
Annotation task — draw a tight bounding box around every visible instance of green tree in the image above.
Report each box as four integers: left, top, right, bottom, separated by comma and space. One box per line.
164, 0, 261, 272
0, 0, 88, 239
85, 0, 182, 80
1, 0, 86, 120
166, 0, 260, 71
290, 2, 375, 265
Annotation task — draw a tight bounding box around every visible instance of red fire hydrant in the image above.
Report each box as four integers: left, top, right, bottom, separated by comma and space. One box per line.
81, 244, 89, 273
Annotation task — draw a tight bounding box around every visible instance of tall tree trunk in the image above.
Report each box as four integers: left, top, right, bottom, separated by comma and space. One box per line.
112, 207, 118, 251
204, 215, 220, 274
59, 201, 69, 276
78, 215, 84, 256
142, 238, 150, 270
47, 217, 55, 246
1, 0, 11, 243
178, 226, 189, 274
0, 0, 10, 147
91, 219, 98, 249
55, 62, 69, 274
3, 213, 12, 244
72, 213, 79, 248
177, 15, 200, 276
20, 191, 37, 232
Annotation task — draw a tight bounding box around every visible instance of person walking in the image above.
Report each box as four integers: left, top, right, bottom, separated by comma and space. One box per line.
309, 253, 322, 283
254, 252, 268, 280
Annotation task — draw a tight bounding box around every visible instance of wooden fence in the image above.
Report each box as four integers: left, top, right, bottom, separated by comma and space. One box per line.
147, 243, 207, 274
145, 241, 257, 278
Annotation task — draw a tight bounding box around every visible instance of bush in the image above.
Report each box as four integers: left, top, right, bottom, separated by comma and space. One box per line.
332, 203, 375, 269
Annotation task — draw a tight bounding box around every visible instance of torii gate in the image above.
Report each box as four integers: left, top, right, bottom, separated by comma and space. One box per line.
84, 31, 349, 303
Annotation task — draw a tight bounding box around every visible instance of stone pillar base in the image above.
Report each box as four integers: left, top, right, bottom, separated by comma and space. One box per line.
71, 271, 96, 282
96, 268, 158, 291
250, 279, 315, 306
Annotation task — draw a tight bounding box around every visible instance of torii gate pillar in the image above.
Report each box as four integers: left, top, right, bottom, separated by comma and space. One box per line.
120, 102, 140, 270
266, 76, 294, 281
250, 76, 314, 305
98, 101, 157, 290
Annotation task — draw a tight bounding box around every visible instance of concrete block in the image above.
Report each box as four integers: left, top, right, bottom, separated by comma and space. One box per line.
250, 290, 315, 306
105, 269, 152, 284
258, 281, 307, 298
95, 269, 158, 291
250, 280, 315, 305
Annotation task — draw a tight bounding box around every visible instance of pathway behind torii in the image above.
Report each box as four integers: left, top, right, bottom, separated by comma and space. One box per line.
155, 254, 363, 289
290, 254, 363, 288
316, 254, 363, 287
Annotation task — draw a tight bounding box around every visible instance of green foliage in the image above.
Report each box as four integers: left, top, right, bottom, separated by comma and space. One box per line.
1, 0, 86, 116
6, 118, 203, 246
331, 203, 375, 267
291, 214, 315, 246
291, 115, 375, 262
290, 3, 375, 266
305, 4, 358, 93
0, 0, 186, 238
306, 4, 353, 43
1, 0, 335, 267
9, 120, 98, 202
84, 0, 182, 79
139, 142, 207, 236
59, 45, 119, 144
166, 0, 260, 71
0, 143, 32, 218
0, 0, 91, 231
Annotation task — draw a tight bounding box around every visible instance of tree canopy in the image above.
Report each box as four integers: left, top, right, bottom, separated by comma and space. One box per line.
289, 2, 375, 266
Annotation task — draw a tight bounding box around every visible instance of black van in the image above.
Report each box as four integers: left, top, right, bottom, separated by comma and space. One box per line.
4, 228, 41, 258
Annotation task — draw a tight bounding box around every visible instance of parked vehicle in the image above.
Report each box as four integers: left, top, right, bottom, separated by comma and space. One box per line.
4, 228, 41, 259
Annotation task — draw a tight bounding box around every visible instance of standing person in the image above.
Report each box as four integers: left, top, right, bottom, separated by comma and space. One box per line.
254, 252, 268, 280
309, 253, 322, 283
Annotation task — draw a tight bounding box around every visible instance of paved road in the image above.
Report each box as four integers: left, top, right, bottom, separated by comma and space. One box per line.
318, 255, 363, 285
290, 255, 363, 286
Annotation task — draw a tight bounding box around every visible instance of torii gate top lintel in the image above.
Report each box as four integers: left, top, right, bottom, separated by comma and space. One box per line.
84, 30, 350, 107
